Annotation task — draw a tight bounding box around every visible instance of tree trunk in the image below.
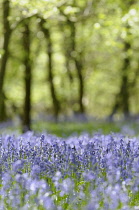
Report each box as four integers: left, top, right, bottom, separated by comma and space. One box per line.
39, 19, 60, 121
110, 24, 131, 119
75, 58, 85, 113
60, 23, 74, 83
22, 20, 32, 132
69, 21, 85, 114
109, 1, 136, 120
120, 40, 130, 118
0, 0, 11, 121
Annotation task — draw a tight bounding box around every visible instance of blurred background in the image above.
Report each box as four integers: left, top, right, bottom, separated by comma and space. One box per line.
0, 0, 139, 133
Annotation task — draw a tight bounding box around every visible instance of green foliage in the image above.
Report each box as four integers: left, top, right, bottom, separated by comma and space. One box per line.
1, 0, 139, 121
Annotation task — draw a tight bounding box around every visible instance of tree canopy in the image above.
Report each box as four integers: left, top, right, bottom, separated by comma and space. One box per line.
0, 0, 139, 129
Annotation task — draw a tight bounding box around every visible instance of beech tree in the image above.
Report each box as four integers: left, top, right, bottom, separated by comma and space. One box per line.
39, 18, 61, 121
0, 0, 11, 121
22, 19, 32, 132
110, 0, 136, 119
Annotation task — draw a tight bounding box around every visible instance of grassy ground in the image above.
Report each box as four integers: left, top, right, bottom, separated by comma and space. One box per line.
32, 120, 121, 137
0, 119, 138, 137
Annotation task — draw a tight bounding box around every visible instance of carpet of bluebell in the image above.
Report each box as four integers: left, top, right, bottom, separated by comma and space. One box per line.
1, 131, 139, 209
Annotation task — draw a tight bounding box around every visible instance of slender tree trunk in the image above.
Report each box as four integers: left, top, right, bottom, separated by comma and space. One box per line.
65, 49, 74, 83
59, 5, 85, 115
109, 1, 135, 120
60, 24, 73, 83
39, 19, 60, 121
120, 40, 130, 117
0, 0, 11, 121
22, 20, 32, 132
69, 21, 85, 114
74, 58, 85, 113
109, 25, 131, 119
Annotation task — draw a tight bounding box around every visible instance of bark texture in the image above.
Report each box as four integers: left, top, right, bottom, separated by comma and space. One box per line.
0, 0, 11, 121
69, 20, 85, 114
22, 20, 32, 132
110, 24, 131, 119
40, 19, 61, 120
